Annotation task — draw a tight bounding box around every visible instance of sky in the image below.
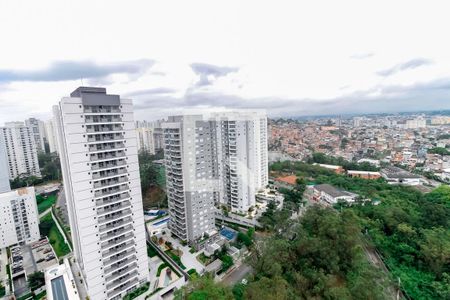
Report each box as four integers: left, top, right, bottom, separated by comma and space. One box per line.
1, 0, 450, 122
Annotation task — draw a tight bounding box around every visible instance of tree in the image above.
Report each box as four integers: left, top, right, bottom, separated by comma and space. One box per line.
28, 271, 45, 291
220, 255, 233, 272
174, 275, 233, 300
244, 276, 289, 300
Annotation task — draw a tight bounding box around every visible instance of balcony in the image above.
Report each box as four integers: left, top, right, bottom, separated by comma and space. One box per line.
103, 248, 135, 267
87, 134, 124, 143
89, 142, 125, 153
106, 274, 139, 299
86, 124, 123, 133
98, 208, 133, 225
93, 176, 128, 189
105, 265, 138, 287
99, 217, 133, 234
90, 151, 126, 162
101, 232, 134, 250
102, 240, 134, 259
85, 116, 122, 124
92, 167, 127, 180
91, 159, 126, 171
96, 192, 130, 208
84, 107, 121, 114
97, 200, 131, 217
104, 256, 136, 275
100, 224, 133, 242
94, 184, 128, 198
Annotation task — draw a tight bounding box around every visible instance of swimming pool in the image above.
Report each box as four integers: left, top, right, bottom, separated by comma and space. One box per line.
220, 228, 236, 240
153, 218, 170, 226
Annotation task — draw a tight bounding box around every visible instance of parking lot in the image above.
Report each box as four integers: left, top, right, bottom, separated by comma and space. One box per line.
9, 238, 59, 297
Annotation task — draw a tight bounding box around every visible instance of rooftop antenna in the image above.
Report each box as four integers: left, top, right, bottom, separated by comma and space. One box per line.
80, 77, 84, 86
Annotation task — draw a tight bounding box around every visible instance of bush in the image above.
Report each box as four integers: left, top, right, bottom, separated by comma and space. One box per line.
123, 282, 150, 300
147, 243, 158, 258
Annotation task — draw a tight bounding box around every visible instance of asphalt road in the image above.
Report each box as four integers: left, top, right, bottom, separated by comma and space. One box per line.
221, 264, 252, 286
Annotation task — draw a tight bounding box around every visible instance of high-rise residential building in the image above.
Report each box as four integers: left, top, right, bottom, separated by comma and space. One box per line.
45, 118, 59, 154
136, 127, 155, 154
0, 186, 40, 248
54, 87, 149, 300
135, 120, 165, 151
0, 122, 41, 179
0, 137, 11, 193
25, 117, 47, 153
163, 110, 268, 244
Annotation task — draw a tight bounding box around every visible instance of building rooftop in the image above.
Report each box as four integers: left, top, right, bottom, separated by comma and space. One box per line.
314, 184, 356, 198
381, 166, 421, 179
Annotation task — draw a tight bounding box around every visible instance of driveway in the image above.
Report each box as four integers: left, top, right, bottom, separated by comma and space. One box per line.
221, 263, 252, 286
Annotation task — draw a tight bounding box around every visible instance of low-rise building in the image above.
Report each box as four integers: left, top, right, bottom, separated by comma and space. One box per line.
381, 166, 422, 185
313, 163, 345, 174
347, 170, 381, 179
308, 184, 358, 206
45, 259, 81, 300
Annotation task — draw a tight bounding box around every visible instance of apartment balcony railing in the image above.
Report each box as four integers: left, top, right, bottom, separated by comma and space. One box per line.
91, 159, 126, 171
105, 265, 138, 286
90, 151, 126, 162
101, 232, 134, 250
97, 200, 131, 216
106, 274, 139, 298
94, 184, 128, 198
89, 142, 125, 152
103, 248, 135, 267
86, 125, 123, 133
85, 116, 122, 123
99, 217, 133, 234
93, 176, 128, 189
84, 107, 121, 114
98, 208, 132, 225
96, 192, 130, 208
92, 167, 127, 180
104, 256, 136, 275
87, 133, 124, 143
100, 224, 134, 243
102, 240, 134, 259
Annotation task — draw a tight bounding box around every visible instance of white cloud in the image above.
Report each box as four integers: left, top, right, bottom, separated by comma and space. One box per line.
0, 0, 449, 122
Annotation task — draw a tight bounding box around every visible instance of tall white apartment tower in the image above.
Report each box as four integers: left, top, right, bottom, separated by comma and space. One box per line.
54, 87, 149, 300
163, 110, 268, 244
135, 127, 155, 154
45, 118, 59, 154
0, 122, 41, 179
25, 118, 47, 153
0, 137, 11, 193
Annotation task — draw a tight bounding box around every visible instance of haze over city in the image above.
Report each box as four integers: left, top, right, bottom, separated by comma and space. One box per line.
1, 0, 450, 122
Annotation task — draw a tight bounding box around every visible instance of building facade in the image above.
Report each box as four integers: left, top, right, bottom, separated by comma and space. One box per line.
0, 187, 40, 248
163, 110, 268, 243
135, 127, 155, 154
45, 118, 59, 154
0, 137, 11, 193
0, 122, 41, 179
25, 118, 47, 153
54, 87, 149, 300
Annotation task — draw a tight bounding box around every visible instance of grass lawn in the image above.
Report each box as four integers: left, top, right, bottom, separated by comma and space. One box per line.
39, 213, 71, 257
36, 194, 57, 214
